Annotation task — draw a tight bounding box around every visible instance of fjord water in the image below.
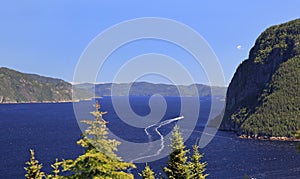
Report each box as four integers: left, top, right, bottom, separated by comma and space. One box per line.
0, 97, 299, 178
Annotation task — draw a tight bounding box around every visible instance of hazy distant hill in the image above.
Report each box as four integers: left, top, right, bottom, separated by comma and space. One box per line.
74, 82, 227, 97
221, 19, 300, 137
0, 67, 72, 103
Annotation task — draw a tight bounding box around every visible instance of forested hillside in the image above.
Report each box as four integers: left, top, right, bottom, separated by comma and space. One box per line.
0, 67, 72, 103
221, 19, 300, 137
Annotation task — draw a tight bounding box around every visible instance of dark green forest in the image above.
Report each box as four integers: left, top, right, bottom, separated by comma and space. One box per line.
240, 56, 300, 137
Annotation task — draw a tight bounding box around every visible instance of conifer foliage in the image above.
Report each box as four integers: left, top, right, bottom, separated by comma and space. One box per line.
60, 100, 135, 178
163, 125, 189, 179
139, 164, 155, 179
24, 149, 45, 179
163, 125, 208, 179
187, 145, 208, 179
47, 158, 61, 179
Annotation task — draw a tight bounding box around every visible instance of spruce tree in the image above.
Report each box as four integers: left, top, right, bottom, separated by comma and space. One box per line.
163, 125, 189, 179
51, 159, 60, 178
60, 100, 135, 178
139, 164, 155, 179
187, 145, 208, 179
46, 158, 61, 179
24, 149, 45, 179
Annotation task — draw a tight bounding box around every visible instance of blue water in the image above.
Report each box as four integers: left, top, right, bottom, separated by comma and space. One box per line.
0, 97, 299, 179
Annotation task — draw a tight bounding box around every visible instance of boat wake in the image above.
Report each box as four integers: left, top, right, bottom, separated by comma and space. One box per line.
128, 116, 184, 172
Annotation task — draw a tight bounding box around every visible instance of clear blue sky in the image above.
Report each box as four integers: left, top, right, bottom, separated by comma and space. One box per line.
0, 0, 299, 86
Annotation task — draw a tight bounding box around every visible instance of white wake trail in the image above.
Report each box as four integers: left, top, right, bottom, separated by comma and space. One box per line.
153, 116, 184, 156
130, 116, 184, 163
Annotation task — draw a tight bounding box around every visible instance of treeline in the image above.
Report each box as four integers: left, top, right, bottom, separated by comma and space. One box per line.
24, 101, 208, 179
252, 18, 300, 64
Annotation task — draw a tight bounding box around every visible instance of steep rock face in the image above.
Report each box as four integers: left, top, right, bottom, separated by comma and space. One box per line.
221, 19, 300, 137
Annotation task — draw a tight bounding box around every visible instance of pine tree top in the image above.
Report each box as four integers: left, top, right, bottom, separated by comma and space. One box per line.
24, 149, 45, 179
59, 101, 136, 178
169, 125, 186, 152
139, 164, 155, 179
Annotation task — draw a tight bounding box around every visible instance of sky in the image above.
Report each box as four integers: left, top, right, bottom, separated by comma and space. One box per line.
0, 0, 299, 86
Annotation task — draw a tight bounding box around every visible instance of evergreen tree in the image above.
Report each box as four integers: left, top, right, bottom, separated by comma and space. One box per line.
60, 100, 135, 179
163, 125, 189, 179
139, 164, 155, 179
46, 158, 61, 179
187, 145, 208, 179
51, 159, 60, 178
24, 149, 45, 179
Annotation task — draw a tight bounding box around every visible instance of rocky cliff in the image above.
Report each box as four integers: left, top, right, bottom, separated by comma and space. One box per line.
221, 19, 300, 137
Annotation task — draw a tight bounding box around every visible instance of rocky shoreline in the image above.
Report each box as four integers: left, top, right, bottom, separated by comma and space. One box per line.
239, 134, 300, 141
0, 100, 80, 104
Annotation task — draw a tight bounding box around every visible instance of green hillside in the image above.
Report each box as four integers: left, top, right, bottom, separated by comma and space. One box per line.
0, 67, 72, 103
221, 19, 300, 137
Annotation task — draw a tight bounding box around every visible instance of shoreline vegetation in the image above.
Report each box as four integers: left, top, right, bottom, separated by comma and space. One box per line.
0, 99, 80, 104
0, 95, 223, 105
238, 134, 300, 142
216, 128, 300, 142
0, 98, 95, 104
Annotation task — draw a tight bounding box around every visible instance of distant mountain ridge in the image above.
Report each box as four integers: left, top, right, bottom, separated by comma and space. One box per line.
221, 19, 300, 138
0, 67, 227, 103
74, 82, 227, 97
